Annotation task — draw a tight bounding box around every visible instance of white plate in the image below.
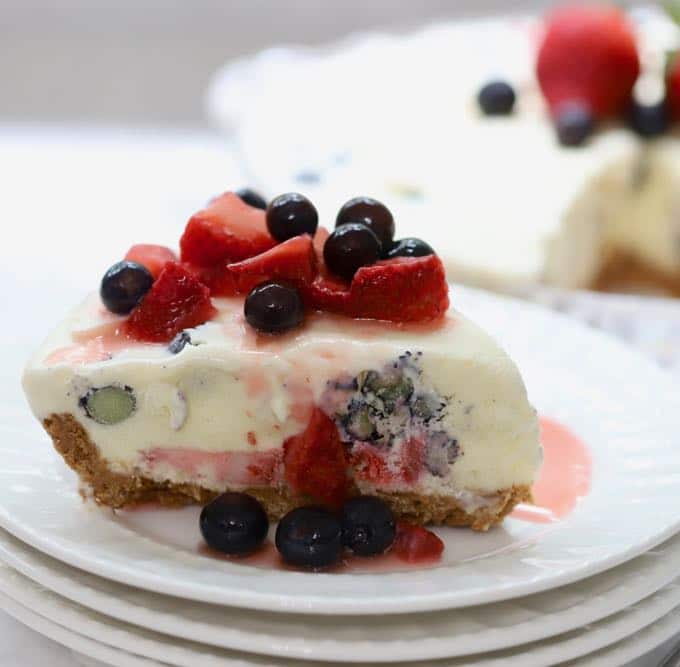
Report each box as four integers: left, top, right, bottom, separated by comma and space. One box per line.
2, 524, 680, 662
3, 288, 680, 615
1, 561, 680, 667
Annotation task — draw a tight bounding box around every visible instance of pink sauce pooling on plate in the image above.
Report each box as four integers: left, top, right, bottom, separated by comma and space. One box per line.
512, 417, 592, 524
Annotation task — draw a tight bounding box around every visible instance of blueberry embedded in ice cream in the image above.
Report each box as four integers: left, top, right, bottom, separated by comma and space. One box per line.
628, 101, 668, 138
266, 192, 319, 241
235, 187, 267, 210
275, 506, 343, 568
424, 431, 460, 477
477, 80, 516, 115
100, 260, 153, 314
244, 282, 304, 334
168, 331, 192, 354
359, 369, 414, 411
385, 238, 434, 259
335, 196, 395, 250
200, 492, 269, 556
341, 496, 396, 556
79, 385, 136, 425
554, 102, 594, 147
324, 224, 382, 281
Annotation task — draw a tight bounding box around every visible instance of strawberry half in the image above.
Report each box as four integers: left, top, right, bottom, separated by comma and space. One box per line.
536, 5, 640, 118
124, 244, 177, 279
179, 192, 276, 267
393, 522, 444, 563
283, 407, 350, 508
124, 262, 217, 343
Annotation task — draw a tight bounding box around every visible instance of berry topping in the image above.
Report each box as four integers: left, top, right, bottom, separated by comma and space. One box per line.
275, 506, 343, 569
393, 522, 444, 563
180, 192, 276, 267
385, 238, 434, 259
100, 261, 154, 315
244, 282, 304, 334
537, 5, 639, 119
168, 330, 192, 354
124, 244, 177, 280
266, 193, 319, 242
323, 223, 382, 282
554, 102, 594, 147
228, 234, 317, 293
477, 80, 516, 115
124, 262, 217, 343
80, 385, 136, 425
335, 197, 395, 250
628, 101, 668, 138
666, 53, 680, 122
200, 492, 269, 556
235, 187, 267, 210
341, 496, 396, 556
283, 407, 350, 508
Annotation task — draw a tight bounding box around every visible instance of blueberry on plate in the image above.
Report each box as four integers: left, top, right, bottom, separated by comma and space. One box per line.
335, 196, 395, 250
244, 282, 304, 334
100, 260, 154, 315
554, 102, 594, 147
200, 492, 269, 556
266, 193, 318, 241
323, 223, 382, 281
477, 80, 516, 116
385, 237, 434, 259
341, 496, 396, 556
275, 506, 343, 569
235, 188, 268, 210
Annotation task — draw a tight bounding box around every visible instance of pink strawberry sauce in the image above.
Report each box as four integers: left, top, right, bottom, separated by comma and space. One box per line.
512, 417, 592, 524
45, 321, 134, 365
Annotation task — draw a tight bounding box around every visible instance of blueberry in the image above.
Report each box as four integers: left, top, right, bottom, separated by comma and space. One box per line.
100, 261, 153, 314
323, 223, 382, 281
79, 385, 136, 425
341, 496, 396, 556
235, 188, 267, 210
478, 80, 516, 115
200, 493, 269, 556
628, 101, 668, 138
275, 506, 343, 569
244, 282, 304, 333
168, 331, 191, 354
336, 197, 395, 250
266, 193, 318, 242
554, 102, 594, 147
385, 237, 434, 259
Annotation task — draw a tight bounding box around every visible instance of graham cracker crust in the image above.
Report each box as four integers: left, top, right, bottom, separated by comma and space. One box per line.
43, 413, 532, 531
593, 250, 680, 297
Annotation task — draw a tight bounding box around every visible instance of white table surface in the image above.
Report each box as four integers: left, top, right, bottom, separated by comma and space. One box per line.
0, 124, 677, 667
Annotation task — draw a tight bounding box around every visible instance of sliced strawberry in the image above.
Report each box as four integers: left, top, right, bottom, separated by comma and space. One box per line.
350, 445, 392, 485
399, 438, 424, 484
393, 522, 444, 563
283, 407, 350, 508
124, 262, 217, 343
179, 192, 276, 267
227, 234, 317, 293
182, 262, 241, 297
124, 244, 177, 279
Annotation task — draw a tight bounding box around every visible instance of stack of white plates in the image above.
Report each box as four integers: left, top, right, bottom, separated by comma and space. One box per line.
2, 288, 680, 666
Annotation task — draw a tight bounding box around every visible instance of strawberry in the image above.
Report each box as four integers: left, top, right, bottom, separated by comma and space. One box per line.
536, 5, 640, 118
283, 407, 350, 508
227, 234, 317, 293
181, 262, 240, 297
667, 52, 680, 122
124, 262, 217, 343
350, 445, 391, 485
393, 522, 444, 563
124, 244, 177, 279
179, 192, 276, 267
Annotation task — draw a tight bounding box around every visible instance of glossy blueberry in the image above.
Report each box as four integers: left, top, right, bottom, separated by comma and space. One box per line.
168, 331, 191, 354
554, 102, 594, 147
341, 496, 396, 557
477, 80, 516, 115
323, 223, 382, 281
275, 506, 343, 568
335, 197, 395, 250
266, 193, 318, 241
244, 281, 304, 333
628, 101, 668, 138
100, 260, 153, 315
385, 237, 434, 259
200, 492, 269, 556
235, 188, 267, 210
